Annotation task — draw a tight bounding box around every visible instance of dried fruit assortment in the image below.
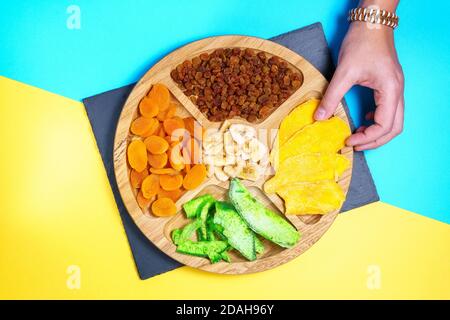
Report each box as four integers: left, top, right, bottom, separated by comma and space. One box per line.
117, 37, 355, 273
127, 83, 207, 217
171, 48, 303, 122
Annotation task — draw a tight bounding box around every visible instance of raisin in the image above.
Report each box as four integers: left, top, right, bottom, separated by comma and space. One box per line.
238, 95, 247, 105
200, 53, 209, 61
245, 48, 254, 57
229, 55, 239, 65
257, 51, 266, 61
271, 64, 279, 73
292, 79, 302, 89
259, 105, 272, 118
183, 60, 192, 68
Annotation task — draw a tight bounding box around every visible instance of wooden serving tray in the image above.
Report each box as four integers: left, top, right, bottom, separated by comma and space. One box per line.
114, 36, 353, 274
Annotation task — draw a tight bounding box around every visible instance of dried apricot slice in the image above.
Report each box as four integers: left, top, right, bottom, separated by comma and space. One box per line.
130, 117, 153, 136
150, 168, 180, 175
144, 135, 169, 155
127, 140, 147, 172
157, 126, 166, 138
159, 174, 183, 191
141, 174, 160, 199
156, 109, 167, 122
163, 116, 185, 137
151, 197, 177, 217
148, 84, 170, 110
157, 188, 183, 202
140, 118, 160, 137
165, 103, 177, 119
164, 135, 173, 144
183, 137, 201, 164
130, 168, 149, 189
156, 101, 176, 121
148, 152, 168, 169
136, 190, 152, 210
183, 117, 203, 140
183, 117, 195, 137
183, 164, 207, 190
139, 97, 159, 118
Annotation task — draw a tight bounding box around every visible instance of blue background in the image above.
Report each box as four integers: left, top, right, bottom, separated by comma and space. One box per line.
1, 0, 449, 223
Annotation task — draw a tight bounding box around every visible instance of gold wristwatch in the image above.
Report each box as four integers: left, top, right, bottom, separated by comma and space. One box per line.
348, 7, 399, 29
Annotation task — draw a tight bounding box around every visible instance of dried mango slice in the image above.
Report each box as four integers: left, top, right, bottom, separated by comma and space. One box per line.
272, 117, 350, 166
264, 153, 350, 194
277, 181, 345, 215
278, 99, 318, 145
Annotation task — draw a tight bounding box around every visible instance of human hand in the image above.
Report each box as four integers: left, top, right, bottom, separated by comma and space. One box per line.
314, 21, 404, 151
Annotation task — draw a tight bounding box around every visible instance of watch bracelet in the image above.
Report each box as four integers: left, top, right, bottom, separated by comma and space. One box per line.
348, 7, 399, 29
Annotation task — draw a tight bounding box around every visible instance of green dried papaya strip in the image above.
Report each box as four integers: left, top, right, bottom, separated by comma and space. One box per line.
214, 201, 256, 261
172, 219, 201, 245
199, 200, 215, 239
255, 236, 265, 254
229, 178, 300, 248
182, 194, 215, 219
176, 240, 228, 263
220, 251, 231, 263
171, 229, 182, 244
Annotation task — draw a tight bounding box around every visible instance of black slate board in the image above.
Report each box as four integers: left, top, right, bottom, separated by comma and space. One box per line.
82, 22, 379, 280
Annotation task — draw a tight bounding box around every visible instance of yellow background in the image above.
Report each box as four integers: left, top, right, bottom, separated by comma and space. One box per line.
0, 76, 449, 299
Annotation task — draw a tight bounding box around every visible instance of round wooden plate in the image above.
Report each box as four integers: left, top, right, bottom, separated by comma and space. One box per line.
114, 36, 353, 274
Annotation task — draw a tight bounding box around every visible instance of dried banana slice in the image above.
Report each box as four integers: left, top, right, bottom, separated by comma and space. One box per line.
229, 124, 256, 145
214, 166, 229, 182
219, 120, 232, 133
212, 154, 227, 167
223, 164, 242, 178
223, 131, 235, 155
237, 161, 261, 181
249, 138, 267, 163
205, 164, 215, 178
204, 129, 223, 145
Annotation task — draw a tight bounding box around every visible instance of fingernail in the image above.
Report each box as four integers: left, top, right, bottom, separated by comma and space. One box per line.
315, 107, 326, 120
345, 137, 355, 146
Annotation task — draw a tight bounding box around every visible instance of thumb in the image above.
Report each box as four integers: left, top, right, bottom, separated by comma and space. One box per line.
315, 67, 354, 120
